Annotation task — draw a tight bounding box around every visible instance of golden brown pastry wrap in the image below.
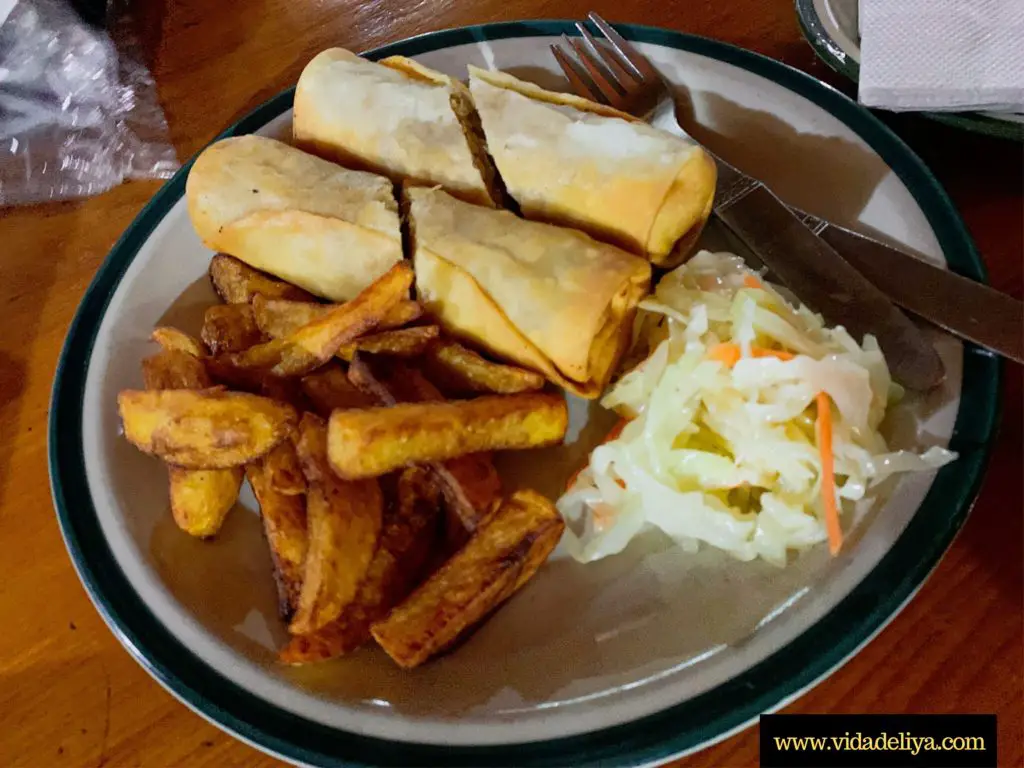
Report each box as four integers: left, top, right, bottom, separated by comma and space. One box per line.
186, 135, 403, 302
468, 66, 717, 267
408, 187, 651, 398
294, 48, 497, 207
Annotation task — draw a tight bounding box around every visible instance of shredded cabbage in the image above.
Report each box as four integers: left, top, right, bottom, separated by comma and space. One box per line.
557, 250, 956, 567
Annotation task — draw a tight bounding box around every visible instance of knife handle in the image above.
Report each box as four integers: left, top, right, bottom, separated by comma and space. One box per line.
799, 214, 1024, 364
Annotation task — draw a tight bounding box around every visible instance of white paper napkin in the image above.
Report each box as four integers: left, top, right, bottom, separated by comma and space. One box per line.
859, 0, 1024, 112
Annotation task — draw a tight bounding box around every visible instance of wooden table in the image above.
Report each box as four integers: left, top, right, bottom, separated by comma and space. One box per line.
1, 0, 1020, 765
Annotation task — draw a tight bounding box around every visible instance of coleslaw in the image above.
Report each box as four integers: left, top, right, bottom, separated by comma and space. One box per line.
557, 250, 956, 566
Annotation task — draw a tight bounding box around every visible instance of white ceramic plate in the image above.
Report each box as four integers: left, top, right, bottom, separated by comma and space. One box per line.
50, 21, 1000, 768
795, 0, 1024, 141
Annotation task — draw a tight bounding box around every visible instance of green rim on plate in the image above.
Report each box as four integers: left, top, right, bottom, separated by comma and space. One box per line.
794, 0, 1024, 142
49, 21, 1001, 767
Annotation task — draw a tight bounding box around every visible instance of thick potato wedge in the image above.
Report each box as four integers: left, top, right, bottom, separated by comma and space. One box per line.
423, 339, 546, 395
261, 439, 306, 496
206, 338, 321, 385
142, 348, 240, 537
371, 489, 564, 668
252, 295, 329, 339
259, 376, 313, 412
336, 326, 439, 361
279, 465, 441, 664
328, 393, 568, 480
289, 261, 413, 359
209, 253, 315, 304
346, 355, 500, 533
168, 466, 243, 538
290, 414, 383, 635
211, 263, 414, 384
141, 350, 211, 390
247, 457, 308, 619
253, 297, 422, 340
151, 327, 206, 358
118, 388, 297, 468
300, 364, 378, 417
201, 304, 264, 355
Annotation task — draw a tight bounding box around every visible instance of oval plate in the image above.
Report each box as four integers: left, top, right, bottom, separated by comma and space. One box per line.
795, 0, 1024, 141
50, 21, 1000, 768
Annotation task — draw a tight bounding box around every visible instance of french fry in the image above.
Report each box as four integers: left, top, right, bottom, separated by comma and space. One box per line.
253, 297, 422, 340
423, 339, 546, 395
118, 388, 297, 469
289, 414, 383, 635
201, 304, 264, 355
335, 326, 439, 361
433, 453, 502, 536
210, 263, 415, 384
328, 393, 568, 480
370, 489, 565, 669
252, 295, 329, 339
346, 355, 501, 533
247, 455, 308, 619
141, 350, 211, 390
151, 327, 206, 358
259, 376, 313, 413
279, 465, 440, 664
168, 466, 244, 538
289, 261, 413, 359
261, 439, 306, 496
142, 344, 240, 538
300, 364, 379, 417
379, 300, 424, 330
209, 253, 315, 304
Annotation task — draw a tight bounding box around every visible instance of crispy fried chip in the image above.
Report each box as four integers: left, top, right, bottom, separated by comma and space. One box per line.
118, 388, 297, 468
247, 457, 308, 619
201, 304, 264, 355
210, 253, 315, 304
300, 364, 378, 417
370, 489, 564, 668
252, 296, 330, 339
151, 327, 206, 358
206, 338, 321, 385
261, 439, 306, 496
346, 355, 501, 533
168, 466, 243, 538
289, 261, 413, 359
289, 414, 383, 635
253, 297, 422, 340
423, 339, 546, 395
211, 264, 415, 384
328, 393, 568, 480
141, 346, 241, 537
141, 350, 211, 391
279, 466, 441, 664
336, 326, 439, 361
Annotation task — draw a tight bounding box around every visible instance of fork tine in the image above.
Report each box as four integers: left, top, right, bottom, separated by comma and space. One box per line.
550, 43, 608, 106
586, 12, 661, 81
564, 35, 627, 108
576, 23, 640, 86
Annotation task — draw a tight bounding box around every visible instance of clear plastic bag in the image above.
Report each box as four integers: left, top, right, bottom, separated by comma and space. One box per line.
0, 0, 178, 206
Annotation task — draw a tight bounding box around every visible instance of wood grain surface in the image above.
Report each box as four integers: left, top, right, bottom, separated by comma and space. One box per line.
1, 1, 1020, 766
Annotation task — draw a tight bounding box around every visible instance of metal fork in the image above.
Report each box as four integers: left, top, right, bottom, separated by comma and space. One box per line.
550, 14, 1023, 371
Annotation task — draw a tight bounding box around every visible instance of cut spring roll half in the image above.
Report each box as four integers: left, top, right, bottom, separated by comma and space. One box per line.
408, 186, 651, 398
468, 66, 717, 267
294, 48, 499, 207
186, 135, 403, 301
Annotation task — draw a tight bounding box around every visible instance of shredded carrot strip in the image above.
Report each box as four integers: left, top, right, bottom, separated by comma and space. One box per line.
566, 418, 630, 491
743, 275, 763, 289
816, 391, 843, 555
707, 343, 794, 367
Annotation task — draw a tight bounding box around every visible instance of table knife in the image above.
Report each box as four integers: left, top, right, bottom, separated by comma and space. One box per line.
713, 161, 946, 390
